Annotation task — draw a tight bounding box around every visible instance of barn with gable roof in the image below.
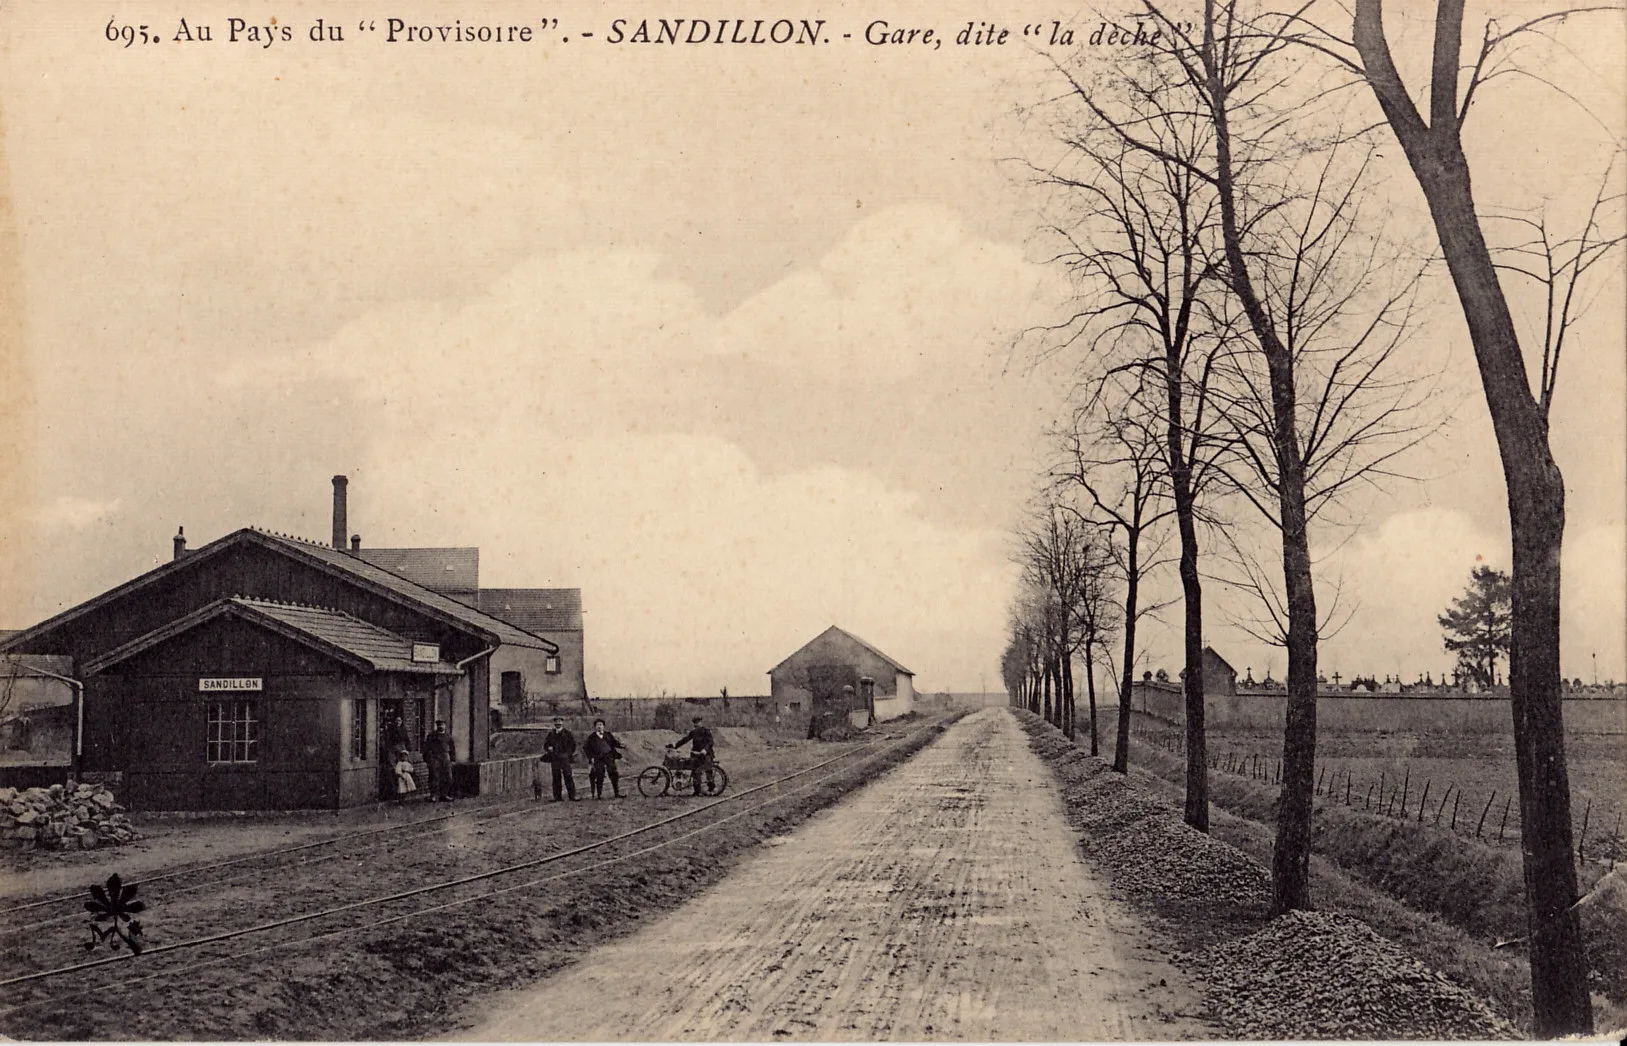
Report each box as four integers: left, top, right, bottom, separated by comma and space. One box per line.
769, 625, 916, 732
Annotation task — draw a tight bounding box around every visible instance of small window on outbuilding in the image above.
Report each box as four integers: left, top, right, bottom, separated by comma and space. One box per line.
350, 699, 368, 760
544, 655, 561, 675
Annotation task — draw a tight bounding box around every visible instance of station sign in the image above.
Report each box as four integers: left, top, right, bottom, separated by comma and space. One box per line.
199, 678, 263, 691
411, 643, 441, 663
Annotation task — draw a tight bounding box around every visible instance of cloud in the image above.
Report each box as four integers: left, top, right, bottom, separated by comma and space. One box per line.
8, 205, 1058, 694
354, 431, 1016, 694
30, 497, 124, 531
713, 203, 1063, 383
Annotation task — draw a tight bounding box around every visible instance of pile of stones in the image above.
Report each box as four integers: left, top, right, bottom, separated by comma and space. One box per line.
0, 783, 140, 851
1199, 910, 1518, 1039
1093, 814, 1273, 902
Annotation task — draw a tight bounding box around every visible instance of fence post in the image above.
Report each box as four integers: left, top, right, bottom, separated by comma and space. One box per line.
1316, 765, 1326, 796
1435, 785, 1451, 825
1365, 780, 1375, 810
1417, 779, 1431, 822
1450, 790, 1461, 830
1498, 795, 1512, 842
1476, 791, 1495, 839
1400, 766, 1410, 819
1577, 799, 1592, 863
1378, 771, 1386, 814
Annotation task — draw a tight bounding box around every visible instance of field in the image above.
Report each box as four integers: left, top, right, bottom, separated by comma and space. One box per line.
1090, 706, 1627, 1029
1131, 718, 1627, 861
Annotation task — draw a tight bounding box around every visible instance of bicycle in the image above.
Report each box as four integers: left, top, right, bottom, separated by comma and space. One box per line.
637, 749, 729, 797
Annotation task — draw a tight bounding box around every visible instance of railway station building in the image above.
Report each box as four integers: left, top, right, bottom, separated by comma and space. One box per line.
0, 477, 569, 810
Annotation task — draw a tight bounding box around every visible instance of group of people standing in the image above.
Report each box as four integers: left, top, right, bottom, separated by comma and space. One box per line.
542, 716, 626, 800
389, 712, 719, 804
543, 714, 716, 798
390, 716, 456, 802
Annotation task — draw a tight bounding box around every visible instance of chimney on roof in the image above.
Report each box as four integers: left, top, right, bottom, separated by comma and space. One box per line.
332, 475, 348, 550
350, 534, 361, 556
173, 526, 187, 561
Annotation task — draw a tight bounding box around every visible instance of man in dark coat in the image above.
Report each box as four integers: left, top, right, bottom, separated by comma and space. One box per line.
581, 718, 624, 799
423, 720, 455, 802
668, 715, 716, 796
543, 716, 578, 801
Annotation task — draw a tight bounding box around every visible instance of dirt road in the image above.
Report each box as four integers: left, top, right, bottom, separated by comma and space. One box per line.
460, 708, 1215, 1041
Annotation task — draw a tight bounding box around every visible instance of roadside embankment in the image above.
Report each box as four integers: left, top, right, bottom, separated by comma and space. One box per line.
1017, 710, 1518, 1040
1112, 712, 1627, 1029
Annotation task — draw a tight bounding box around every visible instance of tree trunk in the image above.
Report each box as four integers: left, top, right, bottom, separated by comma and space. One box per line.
1203, 10, 1317, 906
1042, 658, 1054, 724
1114, 537, 1140, 774
1166, 361, 1207, 829
1270, 390, 1320, 915
1060, 657, 1071, 733
1351, 2, 1590, 1031
1160, 263, 1207, 826
1085, 645, 1099, 757
1060, 655, 1072, 739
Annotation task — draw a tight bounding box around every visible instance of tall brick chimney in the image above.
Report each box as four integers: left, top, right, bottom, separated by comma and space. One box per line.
173, 526, 187, 561
332, 475, 348, 550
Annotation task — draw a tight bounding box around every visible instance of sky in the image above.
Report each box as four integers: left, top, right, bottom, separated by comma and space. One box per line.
0, 1, 1622, 696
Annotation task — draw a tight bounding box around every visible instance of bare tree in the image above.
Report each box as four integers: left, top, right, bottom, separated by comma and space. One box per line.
1046, 0, 1442, 909
1031, 69, 1236, 826
1055, 392, 1178, 772
1343, 3, 1623, 1032
1072, 525, 1122, 756
1014, 499, 1121, 743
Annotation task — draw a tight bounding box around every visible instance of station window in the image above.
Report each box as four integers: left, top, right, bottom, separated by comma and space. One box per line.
544, 655, 561, 675
206, 700, 259, 764
351, 699, 368, 760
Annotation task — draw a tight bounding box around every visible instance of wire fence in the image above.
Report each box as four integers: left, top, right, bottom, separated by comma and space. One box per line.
1137, 725, 1623, 866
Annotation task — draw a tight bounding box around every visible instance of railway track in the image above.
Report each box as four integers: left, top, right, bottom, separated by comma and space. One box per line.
0, 734, 901, 935
0, 721, 946, 1024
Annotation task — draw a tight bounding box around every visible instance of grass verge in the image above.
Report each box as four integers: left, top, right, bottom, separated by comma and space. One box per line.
1018, 709, 1518, 1039
1109, 708, 1625, 1032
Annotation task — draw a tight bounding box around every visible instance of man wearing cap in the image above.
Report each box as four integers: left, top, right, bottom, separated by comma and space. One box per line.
582, 718, 624, 799
667, 715, 716, 796
543, 716, 579, 801
423, 720, 455, 802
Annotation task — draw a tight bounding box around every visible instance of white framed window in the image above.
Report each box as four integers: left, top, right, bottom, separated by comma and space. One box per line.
544, 655, 561, 675
207, 700, 259, 764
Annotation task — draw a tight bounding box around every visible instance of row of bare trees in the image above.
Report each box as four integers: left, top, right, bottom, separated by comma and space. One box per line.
1002, 505, 1119, 754
1005, 0, 1621, 1034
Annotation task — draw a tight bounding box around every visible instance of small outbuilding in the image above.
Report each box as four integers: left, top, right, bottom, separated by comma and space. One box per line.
80, 597, 462, 810
769, 626, 915, 731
